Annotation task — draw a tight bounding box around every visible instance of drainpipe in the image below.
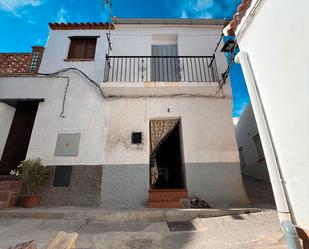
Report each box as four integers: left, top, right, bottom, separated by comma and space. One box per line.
281, 221, 302, 249
235, 51, 291, 223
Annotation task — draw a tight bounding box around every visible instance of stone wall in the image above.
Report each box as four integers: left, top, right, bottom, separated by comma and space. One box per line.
41, 165, 102, 207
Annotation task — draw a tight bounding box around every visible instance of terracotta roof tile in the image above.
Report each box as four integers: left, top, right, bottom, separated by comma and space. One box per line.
48, 22, 114, 30
226, 0, 253, 36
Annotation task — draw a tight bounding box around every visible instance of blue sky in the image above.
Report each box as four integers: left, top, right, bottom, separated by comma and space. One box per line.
0, 0, 249, 117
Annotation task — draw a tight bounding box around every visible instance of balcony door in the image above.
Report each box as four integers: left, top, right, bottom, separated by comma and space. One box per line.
151, 45, 180, 82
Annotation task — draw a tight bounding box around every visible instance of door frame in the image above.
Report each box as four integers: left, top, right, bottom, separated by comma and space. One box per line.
148, 117, 186, 189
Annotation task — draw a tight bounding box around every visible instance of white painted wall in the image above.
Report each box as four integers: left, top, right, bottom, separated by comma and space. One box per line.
234, 0, 309, 228
0, 103, 15, 160
110, 24, 227, 77
0, 75, 107, 166
40, 29, 108, 83
103, 96, 238, 165
235, 103, 269, 180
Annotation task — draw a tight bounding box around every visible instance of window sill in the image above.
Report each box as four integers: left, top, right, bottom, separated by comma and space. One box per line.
64, 58, 95, 62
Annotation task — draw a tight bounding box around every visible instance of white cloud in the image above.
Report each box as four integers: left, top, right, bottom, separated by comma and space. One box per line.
174, 0, 239, 19
56, 7, 68, 23
0, 0, 42, 15
180, 10, 188, 18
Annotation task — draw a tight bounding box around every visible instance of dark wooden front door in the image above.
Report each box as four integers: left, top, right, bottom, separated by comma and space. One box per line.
0, 101, 39, 175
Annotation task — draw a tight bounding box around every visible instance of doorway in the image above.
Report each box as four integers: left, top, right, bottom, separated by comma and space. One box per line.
0, 101, 39, 175
149, 119, 185, 189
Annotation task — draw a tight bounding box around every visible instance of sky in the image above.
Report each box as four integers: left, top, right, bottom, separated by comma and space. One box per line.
0, 0, 249, 117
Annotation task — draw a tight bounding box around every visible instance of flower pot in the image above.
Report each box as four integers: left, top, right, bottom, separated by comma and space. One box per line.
23, 195, 42, 208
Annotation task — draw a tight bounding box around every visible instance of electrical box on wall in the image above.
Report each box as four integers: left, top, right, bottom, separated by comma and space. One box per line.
131, 132, 142, 144
54, 133, 81, 157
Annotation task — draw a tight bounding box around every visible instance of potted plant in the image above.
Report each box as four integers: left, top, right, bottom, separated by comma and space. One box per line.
10, 158, 49, 208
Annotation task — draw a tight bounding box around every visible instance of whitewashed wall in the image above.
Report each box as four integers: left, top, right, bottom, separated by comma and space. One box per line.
0, 75, 106, 166
235, 0, 309, 228
235, 103, 269, 180
110, 24, 227, 77
104, 97, 238, 165
0, 103, 15, 159
40, 29, 108, 83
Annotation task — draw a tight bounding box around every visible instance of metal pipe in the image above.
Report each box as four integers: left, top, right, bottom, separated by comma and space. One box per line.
281, 220, 302, 249
235, 51, 291, 223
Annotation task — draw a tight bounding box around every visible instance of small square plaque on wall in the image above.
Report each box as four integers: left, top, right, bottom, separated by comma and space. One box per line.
54, 133, 81, 157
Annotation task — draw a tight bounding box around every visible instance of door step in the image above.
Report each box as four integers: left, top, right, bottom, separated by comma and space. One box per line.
147, 189, 188, 208
0, 176, 22, 208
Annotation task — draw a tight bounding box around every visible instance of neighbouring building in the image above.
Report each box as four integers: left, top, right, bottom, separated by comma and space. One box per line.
224, 0, 309, 230
0, 18, 249, 208
235, 102, 269, 180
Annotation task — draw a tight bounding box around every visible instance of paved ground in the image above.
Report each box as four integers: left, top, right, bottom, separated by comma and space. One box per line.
0, 175, 283, 248
242, 174, 276, 208
0, 210, 287, 249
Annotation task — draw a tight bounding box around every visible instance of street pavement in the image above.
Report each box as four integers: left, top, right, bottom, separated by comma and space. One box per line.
0, 210, 287, 249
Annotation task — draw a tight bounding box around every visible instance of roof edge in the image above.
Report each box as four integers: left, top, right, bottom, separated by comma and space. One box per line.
112, 17, 229, 26
224, 0, 253, 36
49, 22, 114, 30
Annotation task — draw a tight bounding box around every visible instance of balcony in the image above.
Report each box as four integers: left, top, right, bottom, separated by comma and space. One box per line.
102, 55, 222, 97
104, 55, 219, 82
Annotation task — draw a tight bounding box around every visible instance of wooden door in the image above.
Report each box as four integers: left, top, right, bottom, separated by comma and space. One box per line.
0, 101, 39, 175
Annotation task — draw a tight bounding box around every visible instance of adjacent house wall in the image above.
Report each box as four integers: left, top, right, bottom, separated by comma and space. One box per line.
235, 0, 309, 229
235, 103, 269, 180
0, 76, 106, 166
0, 75, 106, 206
39, 29, 108, 83
0, 103, 15, 160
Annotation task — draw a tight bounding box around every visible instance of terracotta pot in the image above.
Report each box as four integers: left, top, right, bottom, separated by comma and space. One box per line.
23, 195, 42, 208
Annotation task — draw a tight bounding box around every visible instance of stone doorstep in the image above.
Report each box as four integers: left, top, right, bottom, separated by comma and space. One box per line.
147, 189, 188, 208
0, 207, 262, 222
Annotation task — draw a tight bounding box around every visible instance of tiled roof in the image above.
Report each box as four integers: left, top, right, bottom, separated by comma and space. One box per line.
226, 0, 253, 36
0, 46, 44, 75
48, 22, 114, 30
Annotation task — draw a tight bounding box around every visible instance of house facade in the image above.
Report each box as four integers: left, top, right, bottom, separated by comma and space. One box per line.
0, 18, 248, 208
224, 0, 309, 229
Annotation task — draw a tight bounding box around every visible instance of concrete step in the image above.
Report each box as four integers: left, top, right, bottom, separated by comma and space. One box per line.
148, 189, 188, 202
147, 201, 184, 208
0, 177, 22, 209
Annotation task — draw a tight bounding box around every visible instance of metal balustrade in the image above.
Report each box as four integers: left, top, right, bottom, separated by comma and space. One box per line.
103, 55, 219, 82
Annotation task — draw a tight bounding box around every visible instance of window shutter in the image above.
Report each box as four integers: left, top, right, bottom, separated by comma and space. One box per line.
68, 40, 84, 59
84, 39, 97, 59
67, 37, 97, 59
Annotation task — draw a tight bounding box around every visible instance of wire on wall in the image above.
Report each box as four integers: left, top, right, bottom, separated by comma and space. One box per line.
37, 68, 104, 118
103, 0, 113, 55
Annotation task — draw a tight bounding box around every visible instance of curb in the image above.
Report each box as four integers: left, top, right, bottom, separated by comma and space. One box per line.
0, 207, 262, 222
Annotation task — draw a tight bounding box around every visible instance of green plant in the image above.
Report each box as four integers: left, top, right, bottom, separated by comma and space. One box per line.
10, 158, 50, 195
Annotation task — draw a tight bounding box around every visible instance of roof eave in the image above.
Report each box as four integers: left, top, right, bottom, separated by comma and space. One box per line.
112, 17, 230, 26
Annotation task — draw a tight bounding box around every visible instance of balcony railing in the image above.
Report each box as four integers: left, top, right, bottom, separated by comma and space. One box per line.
103, 56, 219, 82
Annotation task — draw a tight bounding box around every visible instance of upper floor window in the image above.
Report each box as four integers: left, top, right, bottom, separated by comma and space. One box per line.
67, 37, 97, 60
